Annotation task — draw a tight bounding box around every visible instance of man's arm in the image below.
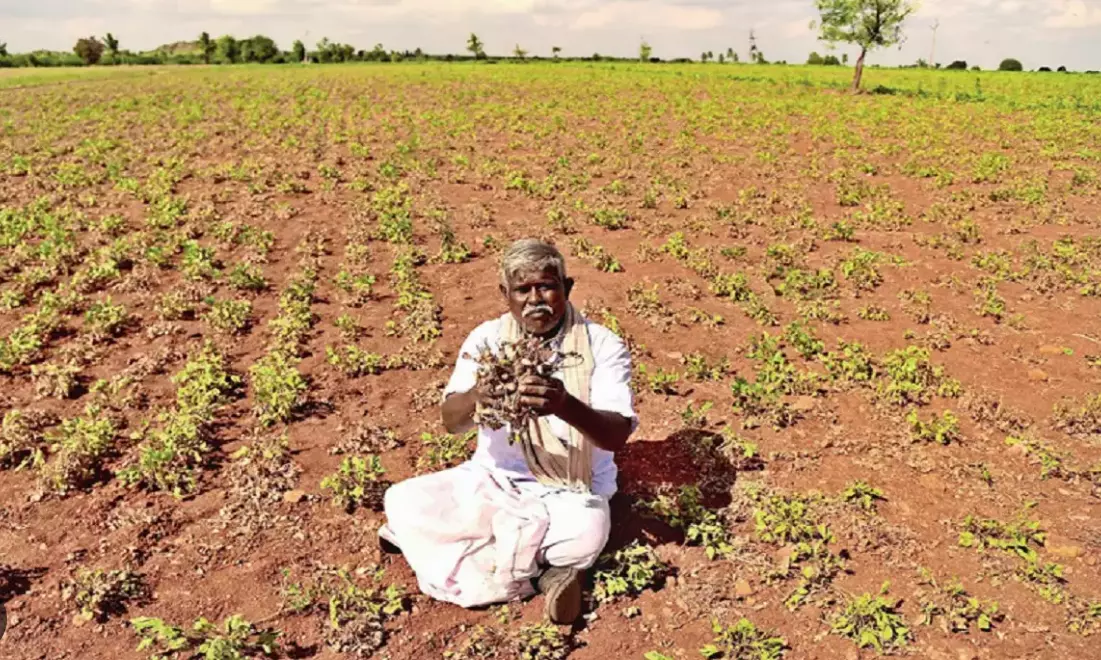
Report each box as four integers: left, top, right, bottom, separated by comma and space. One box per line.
441, 388, 480, 435
518, 375, 632, 453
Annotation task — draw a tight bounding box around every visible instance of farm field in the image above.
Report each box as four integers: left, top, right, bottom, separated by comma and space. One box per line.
1, 62, 1100, 660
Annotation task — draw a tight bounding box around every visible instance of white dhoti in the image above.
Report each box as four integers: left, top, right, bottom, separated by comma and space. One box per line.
380, 461, 611, 609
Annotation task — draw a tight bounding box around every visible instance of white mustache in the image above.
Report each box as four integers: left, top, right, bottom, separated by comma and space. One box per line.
523, 304, 554, 318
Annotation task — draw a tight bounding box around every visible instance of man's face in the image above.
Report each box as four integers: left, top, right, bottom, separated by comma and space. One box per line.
502, 265, 573, 336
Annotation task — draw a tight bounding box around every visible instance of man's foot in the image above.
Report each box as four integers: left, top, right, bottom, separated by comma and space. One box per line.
378, 525, 402, 555
537, 567, 583, 624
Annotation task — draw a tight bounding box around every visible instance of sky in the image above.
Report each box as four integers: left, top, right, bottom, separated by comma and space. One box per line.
3, 0, 1100, 70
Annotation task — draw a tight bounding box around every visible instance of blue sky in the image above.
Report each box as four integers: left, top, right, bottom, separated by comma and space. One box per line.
4, 0, 1100, 70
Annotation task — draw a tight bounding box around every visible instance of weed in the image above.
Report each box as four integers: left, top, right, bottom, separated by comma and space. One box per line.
753, 493, 831, 545
1, 409, 56, 469
858, 305, 891, 321
821, 341, 877, 385
61, 568, 147, 622
417, 430, 474, 470
36, 405, 117, 496
84, 296, 129, 341
204, 299, 252, 335
250, 351, 308, 426
899, 289, 933, 324
916, 573, 1001, 633
829, 588, 911, 653
593, 541, 667, 603
682, 353, 731, 381
1066, 598, 1101, 636
31, 360, 82, 399
119, 343, 239, 497
282, 565, 404, 657
131, 614, 280, 659
637, 364, 680, 395
783, 321, 824, 359
572, 237, 622, 273
227, 263, 268, 291
640, 485, 732, 559
842, 481, 886, 512
839, 248, 891, 292
326, 345, 385, 377
1051, 393, 1101, 438
321, 455, 387, 513
700, 618, 787, 659
514, 624, 569, 660
877, 346, 960, 406
907, 409, 961, 444
958, 515, 1045, 562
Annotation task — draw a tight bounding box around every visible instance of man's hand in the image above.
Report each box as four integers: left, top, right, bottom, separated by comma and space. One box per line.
518, 374, 569, 417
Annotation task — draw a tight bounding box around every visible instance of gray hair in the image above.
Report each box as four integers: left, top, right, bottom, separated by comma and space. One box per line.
499, 239, 567, 288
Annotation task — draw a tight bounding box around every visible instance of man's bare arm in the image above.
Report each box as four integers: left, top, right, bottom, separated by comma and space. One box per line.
557, 394, 632, 453
441, 389, 480, 435
518, 375, 632, 453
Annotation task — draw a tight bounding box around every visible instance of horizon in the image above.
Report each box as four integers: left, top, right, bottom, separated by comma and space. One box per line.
3, 1, 1100, 71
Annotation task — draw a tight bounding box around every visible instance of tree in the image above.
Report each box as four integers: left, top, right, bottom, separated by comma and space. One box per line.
639, 40, 653, 62
1057, 65, 1067, 72
812, 0, 917, 91
239, 35, 278, 63
292, 39, 306, 63
467, 33, 485, 59
513, 44, 527, 59
732, 51, 739, 63
552, 46, 561, 59
998, 58, 1023, 71
198, 32, 215, 64
0, 43, 8, 57
104, 33, 119, 57
842, 52, 849, 64
726, 47, 735, 61
1038, 66, 1051, 72
946, 59, 967, 70
749, 29, 759, 62
718, 53, 725, 64
807, 51, 824, 65
823, 54, 841, 65
215, 35, 239, 63
73, 36, 105, 65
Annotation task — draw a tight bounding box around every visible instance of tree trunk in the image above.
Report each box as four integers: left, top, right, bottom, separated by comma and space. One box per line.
852, 48, 867, 91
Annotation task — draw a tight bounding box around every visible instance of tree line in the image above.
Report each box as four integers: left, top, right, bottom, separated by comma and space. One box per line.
2, 3, 1092, 84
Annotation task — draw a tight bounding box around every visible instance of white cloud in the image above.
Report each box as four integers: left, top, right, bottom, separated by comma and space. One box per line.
208, 0, 280, 16
570, 1, 722, 30
1044, 0, 1101, 27
782, 17, 813, 38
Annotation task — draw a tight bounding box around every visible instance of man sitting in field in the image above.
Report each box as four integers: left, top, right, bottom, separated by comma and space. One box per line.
380, 239, 637, 624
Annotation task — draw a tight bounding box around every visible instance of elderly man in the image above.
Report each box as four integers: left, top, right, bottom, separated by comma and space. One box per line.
380, 238, 637, 624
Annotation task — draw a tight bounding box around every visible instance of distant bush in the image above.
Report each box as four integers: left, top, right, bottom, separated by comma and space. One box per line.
807, 52, 824, 65
73, 37, 105, 65
822, 55, 841, 66
946, 60, 967, 70
1057, 65, 1067, 72
998, 58, 1023, 72
1038, 66, 1051, 72
971, 65, 981, 71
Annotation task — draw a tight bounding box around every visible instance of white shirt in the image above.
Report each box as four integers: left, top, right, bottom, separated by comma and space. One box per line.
444, 317, 638, 498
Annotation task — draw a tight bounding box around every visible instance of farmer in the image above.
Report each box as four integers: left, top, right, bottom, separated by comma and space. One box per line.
380, 238, 637, 624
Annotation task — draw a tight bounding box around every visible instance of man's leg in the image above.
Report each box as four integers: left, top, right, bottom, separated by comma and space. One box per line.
523, 485, 611, 623
380, 463, 474, 551
539, 489, 611, 569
